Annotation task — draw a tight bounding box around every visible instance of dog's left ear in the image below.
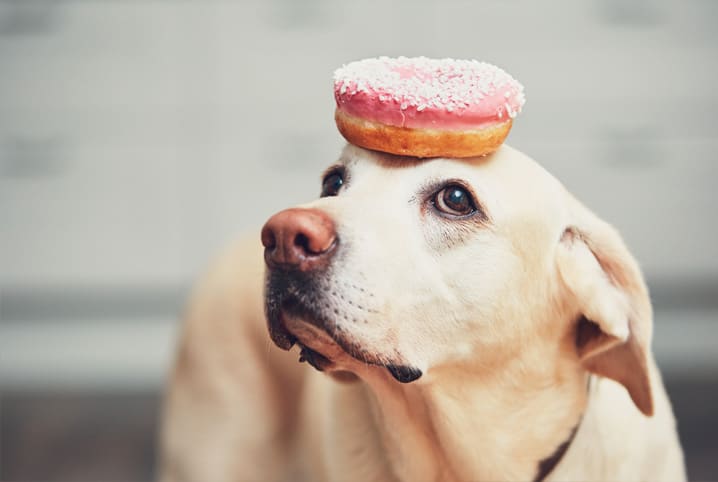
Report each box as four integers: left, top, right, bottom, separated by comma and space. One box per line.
556, 215, 654, 416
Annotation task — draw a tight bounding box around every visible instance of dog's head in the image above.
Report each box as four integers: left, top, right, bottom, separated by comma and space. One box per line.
263, 144, 654, 416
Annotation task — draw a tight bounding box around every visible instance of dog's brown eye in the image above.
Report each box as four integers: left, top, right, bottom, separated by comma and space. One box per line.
321, 171, 344, 197
434, 185, 476, 217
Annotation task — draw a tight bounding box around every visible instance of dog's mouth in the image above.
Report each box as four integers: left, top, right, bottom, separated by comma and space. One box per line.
274, 297, 352, 372
264, 270, 422, 384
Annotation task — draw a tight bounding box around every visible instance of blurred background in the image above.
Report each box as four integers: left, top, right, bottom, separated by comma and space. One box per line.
0, 0, 716, 480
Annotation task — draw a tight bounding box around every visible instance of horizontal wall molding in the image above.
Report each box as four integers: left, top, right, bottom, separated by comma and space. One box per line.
2, 277, 718, 321
0, 284, 190, 321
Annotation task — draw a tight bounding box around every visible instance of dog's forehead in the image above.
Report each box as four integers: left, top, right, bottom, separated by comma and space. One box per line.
337, 144, 563, 202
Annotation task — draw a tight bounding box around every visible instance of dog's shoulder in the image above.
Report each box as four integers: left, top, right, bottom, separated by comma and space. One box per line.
549, 366, 685, 482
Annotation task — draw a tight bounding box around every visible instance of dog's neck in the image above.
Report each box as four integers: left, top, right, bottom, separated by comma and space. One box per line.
357, 342, 588, 482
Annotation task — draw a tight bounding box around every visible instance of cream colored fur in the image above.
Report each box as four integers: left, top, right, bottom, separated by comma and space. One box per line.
159, 145, 685, 482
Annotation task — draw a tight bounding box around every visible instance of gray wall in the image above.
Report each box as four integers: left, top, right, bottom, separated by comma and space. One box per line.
1, 0, 716, 386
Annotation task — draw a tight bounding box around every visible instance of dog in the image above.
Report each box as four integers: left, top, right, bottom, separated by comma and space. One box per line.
159, 144, 686, 482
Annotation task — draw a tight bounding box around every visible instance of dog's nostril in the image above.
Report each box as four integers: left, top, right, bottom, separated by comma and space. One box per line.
294, 230, 336, 256
294, 233, 313, 254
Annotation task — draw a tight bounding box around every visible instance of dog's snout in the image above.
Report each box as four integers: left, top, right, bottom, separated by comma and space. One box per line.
261, 208, 337, 271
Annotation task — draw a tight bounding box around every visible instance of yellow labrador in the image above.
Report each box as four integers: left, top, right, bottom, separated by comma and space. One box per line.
159, 144, 685, 482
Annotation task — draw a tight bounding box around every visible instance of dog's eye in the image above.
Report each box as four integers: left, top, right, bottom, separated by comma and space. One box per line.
433, 185, 477, 217
321, 171, 344, 197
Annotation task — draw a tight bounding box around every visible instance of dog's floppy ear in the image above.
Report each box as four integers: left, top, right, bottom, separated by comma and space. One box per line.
556, 213, 654, 416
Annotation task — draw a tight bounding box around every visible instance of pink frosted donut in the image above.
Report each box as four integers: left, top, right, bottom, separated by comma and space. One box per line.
333, 56, 526, 158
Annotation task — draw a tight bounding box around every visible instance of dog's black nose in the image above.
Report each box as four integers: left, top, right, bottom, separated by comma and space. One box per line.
261, 208, 337, 272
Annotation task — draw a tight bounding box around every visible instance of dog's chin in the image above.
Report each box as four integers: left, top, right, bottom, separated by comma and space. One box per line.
266, 297, 423, 384
271, 301, 367, 371
281, 311, 347, 371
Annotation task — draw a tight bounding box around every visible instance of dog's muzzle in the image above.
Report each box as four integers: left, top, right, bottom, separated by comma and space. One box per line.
261, 207, 423, 384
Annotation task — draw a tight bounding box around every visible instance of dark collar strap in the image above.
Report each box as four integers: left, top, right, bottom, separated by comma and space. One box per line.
532, 423, 580, 482
533, 375, 591, 482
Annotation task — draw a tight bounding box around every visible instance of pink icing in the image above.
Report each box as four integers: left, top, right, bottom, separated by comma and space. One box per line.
333, 57, 526, 131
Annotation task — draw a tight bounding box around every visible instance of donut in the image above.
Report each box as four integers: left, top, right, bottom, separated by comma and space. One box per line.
333, 56, 525, 158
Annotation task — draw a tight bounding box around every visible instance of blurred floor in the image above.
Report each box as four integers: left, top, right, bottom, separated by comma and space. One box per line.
0, 391, 160, 482
1, 377, 717, 482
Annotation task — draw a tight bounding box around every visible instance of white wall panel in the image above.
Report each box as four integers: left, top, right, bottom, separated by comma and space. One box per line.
1, 0, 715, 288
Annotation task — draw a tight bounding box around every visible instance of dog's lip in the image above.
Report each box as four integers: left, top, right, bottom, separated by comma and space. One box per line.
267, 308, 298, 351
272, 297, 337, 350
281, 311, 347, 362
278, 309, 424, 384
268, 296, 424, 384
271, 298, 365, 368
